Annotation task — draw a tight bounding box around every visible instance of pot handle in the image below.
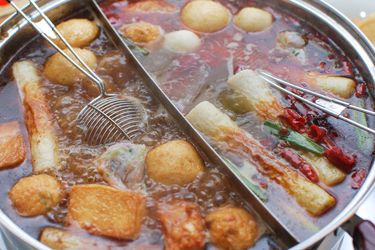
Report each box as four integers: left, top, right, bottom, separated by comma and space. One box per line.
352, 220, 375, 250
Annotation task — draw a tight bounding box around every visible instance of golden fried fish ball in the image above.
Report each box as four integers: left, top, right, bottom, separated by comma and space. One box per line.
234, 7, 273, 32
128, 0, 176, 12
181, 0, 230, 33
44, 48, 97, 86
205, 207, 259, 250
146, 140, 204, 185
163, 30, 201, 53
119, 21, 162, 45
54, 19, 99, 48
9, 174, 62, 217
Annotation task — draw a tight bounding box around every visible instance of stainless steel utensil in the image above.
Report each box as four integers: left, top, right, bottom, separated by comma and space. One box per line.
7, 0, 144, 145
0, 0, 374, 250
258, 70, 375, 135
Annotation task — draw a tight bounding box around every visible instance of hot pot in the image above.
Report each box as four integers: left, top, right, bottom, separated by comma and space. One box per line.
0, 0, 374, 249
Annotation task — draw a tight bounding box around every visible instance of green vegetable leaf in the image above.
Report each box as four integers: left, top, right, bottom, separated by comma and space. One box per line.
264, 121, 324, 155
222, 157, 268, 202
352, 99, 373, 153
121, 36, 150, 56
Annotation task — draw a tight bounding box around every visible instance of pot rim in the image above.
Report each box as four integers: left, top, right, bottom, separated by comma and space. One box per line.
0, 0, 373, 249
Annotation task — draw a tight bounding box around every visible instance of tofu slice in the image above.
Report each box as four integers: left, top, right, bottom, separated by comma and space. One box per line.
12, 61, 60, 172
315, 76, 356, 99
0, 121, 26, 169
67, 184, 146, 240
187, 101, 336, 216
186, 101, 240, 141
302, 152, 346, 186
40, 227, 106, 250
227, 70, 284, 120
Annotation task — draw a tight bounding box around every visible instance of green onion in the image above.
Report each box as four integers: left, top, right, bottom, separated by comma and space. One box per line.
264, 121, 324, 155
352, 99, 373, 153
222, 157, 268, 202
121, 36, 150, 56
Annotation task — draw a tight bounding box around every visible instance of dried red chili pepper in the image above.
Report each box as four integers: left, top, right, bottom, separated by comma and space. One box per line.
280, 148, 319, 183
319, 61, 327, 69
233, 65, 248, 75
342, 61, 353, 75
322, 136, 335, 148
351, 168, 367, 189
280, 108, 306, 132
0, 0, 8, 6
308, 124, 327, 143
286, 87, 305, 97
324, 146, 357, 173
259, 138, 274, 147
305, 110, 318, 123
355, 83, 367, 98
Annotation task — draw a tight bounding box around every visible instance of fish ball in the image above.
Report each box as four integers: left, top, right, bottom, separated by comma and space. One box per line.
44, 48, 97, 86
9, 174, 62, 217
146, 140, 204, 185
163, 30, 201, 53
234, 7, 273, 32
119, 21, 163, 45
206, 206, 259, 250
181, 0, 230, 33
54, 19, 99, 48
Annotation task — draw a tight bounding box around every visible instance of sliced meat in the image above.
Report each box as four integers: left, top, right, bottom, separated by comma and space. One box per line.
157, 201, 205, 250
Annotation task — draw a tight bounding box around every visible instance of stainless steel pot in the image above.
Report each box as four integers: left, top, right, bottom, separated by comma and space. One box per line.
0, 0, 374, 249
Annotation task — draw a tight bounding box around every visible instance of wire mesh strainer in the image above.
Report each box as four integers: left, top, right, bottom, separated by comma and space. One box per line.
8, 0, 145, 145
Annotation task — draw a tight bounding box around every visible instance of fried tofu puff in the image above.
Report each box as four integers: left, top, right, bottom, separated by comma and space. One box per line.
205, 207, 258, 250
44, 48, 97, 86
234, 7, 273, 32
128, 0, 176, 12
9, 174, 62, 217
157, 201, 205, 250
67, 184, 145, 240
54, 19, 99, 49
0, 121, 26, 170
181, 0, 230, 33
119, 21, 163, 46
146, 140, 204, 186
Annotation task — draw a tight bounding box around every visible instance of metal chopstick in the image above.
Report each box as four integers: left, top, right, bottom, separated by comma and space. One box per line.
259, 70, 375, 117
7, 0, 106, 93
257, 70, 375, 135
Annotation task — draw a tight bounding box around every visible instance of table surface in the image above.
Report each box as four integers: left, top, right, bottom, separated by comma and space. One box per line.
0, 0, 373, 249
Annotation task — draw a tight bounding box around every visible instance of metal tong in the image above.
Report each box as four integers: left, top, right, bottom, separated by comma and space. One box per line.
258, 70, 375, 135
7, 0, 144, 145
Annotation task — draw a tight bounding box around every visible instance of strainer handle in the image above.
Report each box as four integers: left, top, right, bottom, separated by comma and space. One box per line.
7, 0, 108, 96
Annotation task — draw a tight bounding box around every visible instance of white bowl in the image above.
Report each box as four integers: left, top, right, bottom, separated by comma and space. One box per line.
324, 0, 375, 19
